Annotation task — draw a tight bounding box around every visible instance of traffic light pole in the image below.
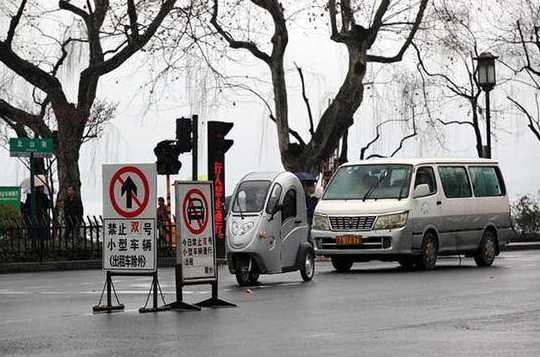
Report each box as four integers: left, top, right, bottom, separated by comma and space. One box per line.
166, 174, 172, 243
192, 115, 198, 181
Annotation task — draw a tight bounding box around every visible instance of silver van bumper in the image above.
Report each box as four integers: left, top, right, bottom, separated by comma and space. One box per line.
311, 226, 414, 256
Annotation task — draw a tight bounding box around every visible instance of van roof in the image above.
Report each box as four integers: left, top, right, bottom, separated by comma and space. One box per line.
342, 158, 499, 167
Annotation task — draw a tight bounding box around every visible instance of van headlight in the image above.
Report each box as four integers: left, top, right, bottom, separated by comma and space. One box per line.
231, 221, 255, 236
374, 211, 408, 230
312, 214, 330, 231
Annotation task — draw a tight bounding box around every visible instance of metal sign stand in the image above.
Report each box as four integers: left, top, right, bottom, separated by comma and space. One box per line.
93, 271, 170, 313
193, 268, 236, 308
95, 163, 167, 313
166, 181, 236, 311
164, 264, 202, 311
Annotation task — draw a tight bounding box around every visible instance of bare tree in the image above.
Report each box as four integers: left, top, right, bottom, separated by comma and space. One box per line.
210, 0, 428, 173
412, 1, 488, 157
502, 4, 540, 143
0, 0, 180, 206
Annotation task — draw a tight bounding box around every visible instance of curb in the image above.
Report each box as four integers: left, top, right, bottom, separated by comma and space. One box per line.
0, 257, 228, 274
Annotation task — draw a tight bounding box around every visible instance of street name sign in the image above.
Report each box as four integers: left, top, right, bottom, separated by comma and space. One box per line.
175, 181, 217, 282
102, 164, 157, 272
0, 186, 21, 212
9, 138, 53, 158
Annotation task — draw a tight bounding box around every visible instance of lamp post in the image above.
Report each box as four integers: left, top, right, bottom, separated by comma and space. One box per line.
474, 52, 498, 159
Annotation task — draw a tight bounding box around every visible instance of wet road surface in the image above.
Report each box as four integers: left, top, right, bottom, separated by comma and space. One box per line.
1, 251, 539, 356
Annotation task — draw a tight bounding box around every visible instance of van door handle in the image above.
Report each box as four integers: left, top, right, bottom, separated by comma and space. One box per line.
436, 201, 442, 205
294, 219, 302, 224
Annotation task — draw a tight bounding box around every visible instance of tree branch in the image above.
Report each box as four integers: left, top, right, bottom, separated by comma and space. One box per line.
294, 63, 314, 136
0, 99, 51, 137
0, 41, 67, 105
508, 96, 540, 142
58, 0, 90, 23
367, 0, 390, 47
436, 118, 475, 128
127, 0, 140, 39
390, 114, 417, 157
210, 0, 271, 64
367, 0, 428, 63
360, 119, 410, 159
6, 0, 28, 46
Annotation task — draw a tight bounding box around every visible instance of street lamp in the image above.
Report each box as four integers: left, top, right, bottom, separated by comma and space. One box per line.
474, 52, 498, 159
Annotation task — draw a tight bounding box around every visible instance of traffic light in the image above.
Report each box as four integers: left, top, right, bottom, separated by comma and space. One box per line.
208, 121, 234, 154
207, 121, 233, 259
176, 117, 192, 153
154, 140, 182, 175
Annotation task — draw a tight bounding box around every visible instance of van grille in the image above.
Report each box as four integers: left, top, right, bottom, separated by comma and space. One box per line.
329, 216, 376, 231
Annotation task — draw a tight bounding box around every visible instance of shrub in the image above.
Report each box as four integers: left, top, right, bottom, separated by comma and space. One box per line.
512, 195, 540, 234
0, 204, 21, 229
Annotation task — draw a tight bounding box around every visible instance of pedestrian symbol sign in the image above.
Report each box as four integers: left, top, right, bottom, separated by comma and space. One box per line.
103, 164, 157, 272
182, 188, 209, 235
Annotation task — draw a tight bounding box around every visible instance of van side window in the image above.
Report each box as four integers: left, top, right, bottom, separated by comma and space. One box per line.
438, 166, 472, 198
414, 167, 437, 194
281, 189, 297, 222
468, 166, 505, 197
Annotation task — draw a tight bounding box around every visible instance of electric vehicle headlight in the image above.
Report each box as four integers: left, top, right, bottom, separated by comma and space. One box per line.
231, 221, 255, 236
373, 211, 409, 230
312, 214, 330, 231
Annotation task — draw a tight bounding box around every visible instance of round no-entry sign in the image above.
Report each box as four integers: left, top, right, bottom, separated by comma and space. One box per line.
109, 166, 150, 218
182, 188, 209, 235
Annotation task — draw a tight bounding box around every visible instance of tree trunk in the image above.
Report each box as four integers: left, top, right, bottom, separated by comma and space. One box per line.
282, 44, 368, 173
270, 61, 290, 160
53, 103, 85, 203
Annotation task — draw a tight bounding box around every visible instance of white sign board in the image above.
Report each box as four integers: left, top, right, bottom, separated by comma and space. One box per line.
102, 164, 157, 272
175, 181, 216, 282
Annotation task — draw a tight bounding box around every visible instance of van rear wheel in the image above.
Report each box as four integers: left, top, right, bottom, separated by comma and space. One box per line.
417, 232, 438, 270
474, 230, 497, 267
331, 256, 353, 272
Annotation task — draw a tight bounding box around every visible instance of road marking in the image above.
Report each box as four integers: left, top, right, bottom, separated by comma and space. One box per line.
0, 290, 209, 295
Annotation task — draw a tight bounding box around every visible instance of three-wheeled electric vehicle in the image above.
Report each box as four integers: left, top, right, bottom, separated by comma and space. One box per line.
226, 172, 315, 286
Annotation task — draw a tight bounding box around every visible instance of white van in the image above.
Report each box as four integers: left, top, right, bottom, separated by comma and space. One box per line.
311, 159, 512, 271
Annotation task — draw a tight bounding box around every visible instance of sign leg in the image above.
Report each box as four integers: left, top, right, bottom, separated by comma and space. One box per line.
93, 272, 125, 313
195, 269, 236, 308
163, 264, 201, 311
139, 272, 172, 313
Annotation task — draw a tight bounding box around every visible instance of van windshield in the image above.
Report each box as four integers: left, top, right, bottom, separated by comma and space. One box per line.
323, 164, 413, 200
232, 180, 271, 213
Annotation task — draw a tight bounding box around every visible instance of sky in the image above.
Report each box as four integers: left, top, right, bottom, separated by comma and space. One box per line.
1, 2, 540, 216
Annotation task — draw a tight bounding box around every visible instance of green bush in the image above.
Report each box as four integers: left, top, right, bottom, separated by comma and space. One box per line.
0, 204, 21, 229
512, 195, 540, 234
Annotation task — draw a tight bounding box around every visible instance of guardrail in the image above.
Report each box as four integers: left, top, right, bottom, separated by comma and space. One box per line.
0, 215, 176, 263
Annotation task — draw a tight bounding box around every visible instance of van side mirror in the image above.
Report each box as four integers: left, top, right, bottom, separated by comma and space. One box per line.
413, 184, 431, 198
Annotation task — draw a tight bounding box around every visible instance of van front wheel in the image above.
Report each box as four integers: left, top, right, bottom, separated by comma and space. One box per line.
474, 230, 497, 267
331, 256, 353, 272
417, 232, 438, 270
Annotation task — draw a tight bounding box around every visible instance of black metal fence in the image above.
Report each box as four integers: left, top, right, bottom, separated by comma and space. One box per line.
0, 215, 176, 263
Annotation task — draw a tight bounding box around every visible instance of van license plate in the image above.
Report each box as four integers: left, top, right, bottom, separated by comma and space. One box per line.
336, 235, 362, 246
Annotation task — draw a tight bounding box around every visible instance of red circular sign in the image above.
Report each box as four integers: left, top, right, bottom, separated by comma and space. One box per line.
182, 188, 209, 235
109, 166, 150, 218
